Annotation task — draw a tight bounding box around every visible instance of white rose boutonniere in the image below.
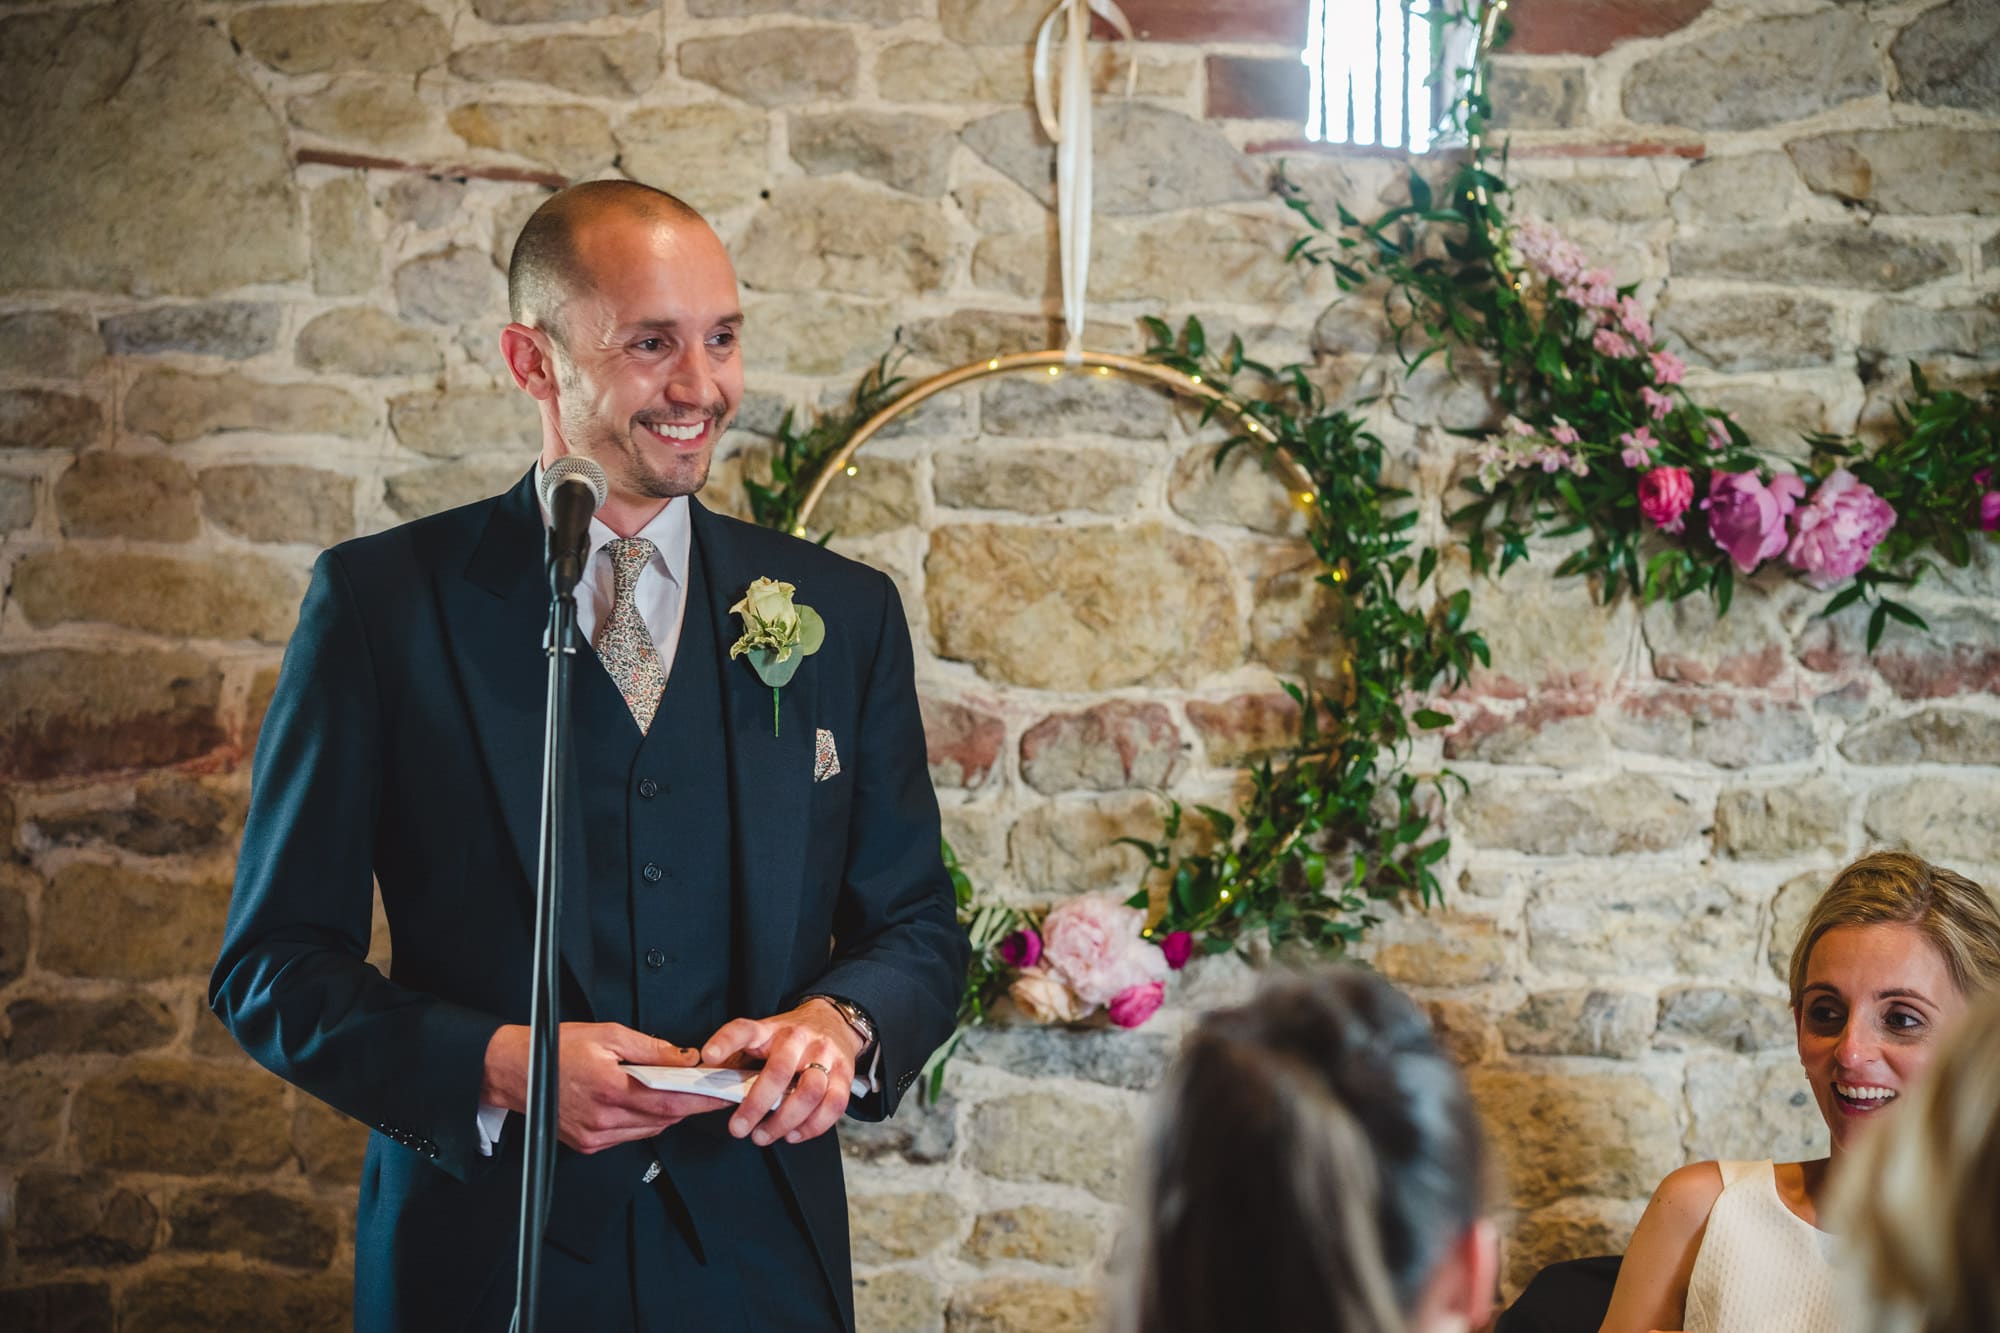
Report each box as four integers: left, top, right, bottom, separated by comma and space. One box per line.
728, 577, 825, 736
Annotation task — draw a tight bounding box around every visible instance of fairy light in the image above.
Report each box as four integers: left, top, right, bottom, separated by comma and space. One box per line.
987, 359, 1000, 370
1048, 366, 1061, 377
1190, 374, 1202, 384
791, 525, 806, 536
844, 464, 858, 476
1219, 889, 1231, 902
1095, 366, 1109, 376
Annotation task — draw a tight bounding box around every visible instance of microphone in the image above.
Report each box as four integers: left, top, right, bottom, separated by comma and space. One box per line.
539, 456, 608, 598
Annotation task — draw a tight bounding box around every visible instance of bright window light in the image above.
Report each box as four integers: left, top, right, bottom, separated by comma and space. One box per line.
1303, 0, 1459, 152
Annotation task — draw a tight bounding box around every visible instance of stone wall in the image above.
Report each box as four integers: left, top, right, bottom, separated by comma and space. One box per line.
2, 0, 1996, 1327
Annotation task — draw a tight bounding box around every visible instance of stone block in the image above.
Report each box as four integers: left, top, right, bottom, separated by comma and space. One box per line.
1, 1065, 71, 1162
1487, 61, 1587, 130
100, 303, 281, 360
854, 1270, 942, 1333
977, 211, 1303, 305
980, 374, 1169, 439
167, 1186, 339, 1268
390, 386, 537, 459
1840, 707, 2000, 765
475, 0, 655, 19
1467, 1067, 1681, 1210
1369, 911, 1512, 989
450, 35, 661, 98
0, 1282, 113, 1333
1168, 440, 1309, 537
926, 524, 1241, 690
935, 445, 1144, 516
0, 649, 225, 780
1185, 692, 1304, 767
200, 464, 357, 547
1670, 224, 1957, 292
1859, 297, 2000, 361
289, 77, 440, 157
29, 773, 241, 857
1623, 10, 1880, 131
0, 473, 34, 532
1864, 778, 1993, 866
1447, 558, 1636, 697
681, 27, 859, 107
1425, 998, 1502, 1066
745, 292, 900, 378
1642, 592, 1787, 688
296, 307, 441, 377
395, 247, 501, 328
310, 177, 380, 297
791, 110, 956, 198
1891, 0, 2000, 113
1502, 1198, 1645, 1302
1008, 793, 1161, 897
840, 1092, 957, 1165
903, 310, 1053, 365
1684, 1055, 1828, 1164
1020, 702, 1182, 794
1509, 170, 1668, 225
0, 388, 103, 451
962, 104, 1262, 217
960, 1023, 1175, 1091
1656, 290, 1839, 373
126, 369, 375, 442
1789, 128, 2000, 216
0, 309, 103, 377
1443, 693, 1610, 766
1713, 779, 1848, 861
1250, 554, 1343, 685
617, 104, 771, 214
1863, 608, 2000, 700
946, 1280, 1101, 1333
382, 177, 466, 230
1656, 985, 1794, 1054
877, 40, 1028, 103
848, 1190, 961, 1262
1204, 53, 1309, 120
5, 994, 178, 1060
13, 1171, 159, 1267
1607, 692, 1817, 769
448, 102, 615, 176
1670, 152, 1805, 226
0, 5, 303, 297
738, 180, 952, 296
692, 0, 918, 17
1697, 384, 1833, 459
969, 1093, 1136, 1200
74, 1060, 291, 1174
1506, 0, 1709, 57
386, 459, 526, 521
0, 866, 33, 986
294, 1099, 370, 1187
962, 1205, 1100, 1267
1767, 870, 1824, 985
232, 0, 446, 75
121, 1264, 348, 1333
55, 453, 200, 541
920, 695, 1006, 790
811, 457, 919, 538
40, 862, 230, 983
1460, 774, 1704, 857
1524, 868, 1761, 981
1501, 989, 1654, 1059
13, 548, 304, 643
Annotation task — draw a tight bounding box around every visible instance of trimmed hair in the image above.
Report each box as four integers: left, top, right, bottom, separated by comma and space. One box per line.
1118, 968, 1487, 1333
1833, 985, 2000, 1333
1787, 851, 2000, 1007
505, 179, 703, 337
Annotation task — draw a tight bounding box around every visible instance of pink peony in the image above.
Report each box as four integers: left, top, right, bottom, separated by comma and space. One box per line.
1976, 468, 2000, 532
1041, 890, 1168, 1007
1650, 349, 1687, 385
1618, 426, 1658, 469
997, 927, 1042, 969
1108, 981, 1166, 1029
1785, 468, 1897, 588
1160, 931, 1194, 970
1009, 966, 1088, 1024
1592, 327, 1638, 359
1639, 386, 1674, 420
1638, 466, 1694, 534
1703, 470, 1807, 573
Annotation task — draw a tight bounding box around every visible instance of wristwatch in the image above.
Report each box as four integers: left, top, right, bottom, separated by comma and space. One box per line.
804, 993, 877, 1059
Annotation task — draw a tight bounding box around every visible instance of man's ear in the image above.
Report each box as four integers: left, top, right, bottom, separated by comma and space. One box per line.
1412, 1218, 1501, 1333
500, 323, 558, 399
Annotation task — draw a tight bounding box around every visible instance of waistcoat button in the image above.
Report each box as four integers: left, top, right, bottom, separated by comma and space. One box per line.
644, 948, 666, 969
637, 778, 659, 798
642, 862, 663, 883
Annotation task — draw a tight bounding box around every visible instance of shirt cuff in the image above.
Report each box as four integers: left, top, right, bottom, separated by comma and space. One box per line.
475, 1102, 508, 1157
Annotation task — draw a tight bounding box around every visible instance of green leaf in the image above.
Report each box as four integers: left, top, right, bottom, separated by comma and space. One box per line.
1407, 169, 1433, 214
795, 604, 826, 655
1184, 316, 1206, 359
1867, 602, 1890, 652
1880, 600, 1929, 631
1413, 708, 1453, 729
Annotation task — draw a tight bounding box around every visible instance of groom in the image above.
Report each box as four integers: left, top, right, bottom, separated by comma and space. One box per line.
211, 180, 967, 1332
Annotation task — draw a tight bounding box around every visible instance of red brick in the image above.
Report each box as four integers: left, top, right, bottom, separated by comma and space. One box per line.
1206, 54, 1310, 121
920, 695, 1005, 790
1503, 0, 1711, 58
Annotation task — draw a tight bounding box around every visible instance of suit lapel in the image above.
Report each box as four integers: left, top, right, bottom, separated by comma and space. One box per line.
691, 499, 812, 1014
435, 469, 594, 1005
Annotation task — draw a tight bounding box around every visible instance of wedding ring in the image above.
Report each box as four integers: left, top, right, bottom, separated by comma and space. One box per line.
803, 1061, 832, 1076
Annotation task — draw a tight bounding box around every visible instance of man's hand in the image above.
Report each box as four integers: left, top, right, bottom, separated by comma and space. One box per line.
703, 999, 865, 1148
481, 1022, 732, 1155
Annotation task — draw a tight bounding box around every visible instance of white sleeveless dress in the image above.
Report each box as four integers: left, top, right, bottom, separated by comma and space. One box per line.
1684, 1160, 1844, 1333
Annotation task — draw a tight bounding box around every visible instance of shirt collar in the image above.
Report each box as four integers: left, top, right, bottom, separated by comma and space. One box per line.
532, 461, 691, 588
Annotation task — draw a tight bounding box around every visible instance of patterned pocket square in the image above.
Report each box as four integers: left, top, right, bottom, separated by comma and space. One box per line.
814, 728, 841, 782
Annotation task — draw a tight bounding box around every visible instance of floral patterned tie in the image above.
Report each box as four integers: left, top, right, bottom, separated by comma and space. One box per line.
594, 537, 666, 733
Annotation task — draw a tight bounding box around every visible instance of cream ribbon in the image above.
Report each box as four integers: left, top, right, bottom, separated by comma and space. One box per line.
1031, 0, 1135, 364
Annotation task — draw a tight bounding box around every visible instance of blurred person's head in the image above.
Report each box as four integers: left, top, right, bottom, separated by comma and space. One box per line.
1788, 851, 2000, 1154
1832, 986, 2000, 1333
1119, 968, 1495, 1333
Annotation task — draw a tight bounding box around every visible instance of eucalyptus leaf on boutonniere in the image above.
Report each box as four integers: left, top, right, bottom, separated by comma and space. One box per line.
728, 577, 824, 736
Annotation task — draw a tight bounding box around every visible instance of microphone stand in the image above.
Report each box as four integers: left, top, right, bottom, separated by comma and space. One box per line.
513, 526, 587, 1333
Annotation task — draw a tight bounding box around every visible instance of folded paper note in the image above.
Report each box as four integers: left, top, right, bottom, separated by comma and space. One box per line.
624, 1064, 872, 1103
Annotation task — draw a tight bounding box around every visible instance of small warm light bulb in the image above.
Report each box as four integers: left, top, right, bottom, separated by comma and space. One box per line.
844, 464, 858, 476
1331, 567, 1347, 583
1189, 373, 1202, 384
1297, 491, 1314, 506
1095, 366, 1109, 376
1048, 365, 1061, 377
791, 525, 806, 536
987, 358, 1000, 370
1219, 890, 1231, 902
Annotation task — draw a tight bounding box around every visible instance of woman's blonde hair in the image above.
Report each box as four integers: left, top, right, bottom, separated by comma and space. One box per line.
1832, 987, 2000, 1333
1787, 851, 2000, 1006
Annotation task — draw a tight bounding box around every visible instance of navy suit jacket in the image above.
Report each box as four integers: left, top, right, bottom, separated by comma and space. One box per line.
211, 471, 968, 1330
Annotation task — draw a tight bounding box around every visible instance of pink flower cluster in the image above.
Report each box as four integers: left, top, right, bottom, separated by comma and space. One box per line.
1699, 468, 1897, 585
1005, 892, 1176, 1029
1976, 468, 2000, 533
1474, 417, 1590, 485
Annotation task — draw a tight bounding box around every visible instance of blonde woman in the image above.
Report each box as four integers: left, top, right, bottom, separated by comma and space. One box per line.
1598, 851, 2000, 1333
1832, 985, 2000, 1333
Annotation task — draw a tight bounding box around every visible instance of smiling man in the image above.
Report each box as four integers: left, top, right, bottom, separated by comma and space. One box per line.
211, 180, 968, 1333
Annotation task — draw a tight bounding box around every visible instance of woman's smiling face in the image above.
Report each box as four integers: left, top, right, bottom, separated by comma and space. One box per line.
1796, 922, 1967, 1154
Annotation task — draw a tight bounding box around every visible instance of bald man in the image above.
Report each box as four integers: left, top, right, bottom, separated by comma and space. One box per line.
213, 181, 968, 1333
